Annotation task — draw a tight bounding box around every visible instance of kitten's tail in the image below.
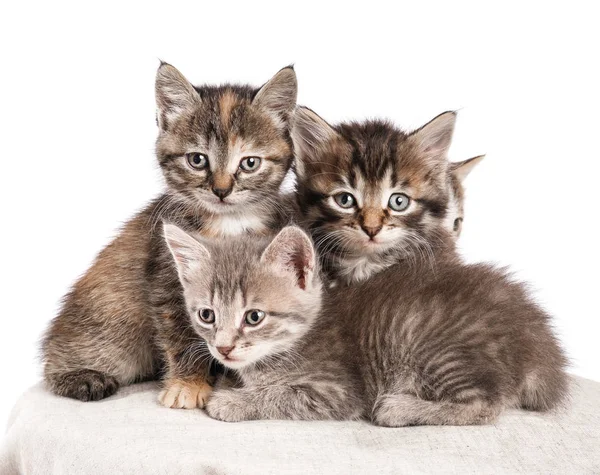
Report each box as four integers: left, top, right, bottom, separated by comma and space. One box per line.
519, 350, 570, 412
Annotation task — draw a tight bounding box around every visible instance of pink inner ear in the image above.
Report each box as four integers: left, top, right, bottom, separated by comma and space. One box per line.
293, 253, 308, 290
288, 244, 313, 290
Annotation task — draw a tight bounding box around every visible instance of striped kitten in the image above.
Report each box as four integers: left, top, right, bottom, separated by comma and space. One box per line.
165, 224, 568, 425
42, 63, 297, 406
292, 107, 482, 283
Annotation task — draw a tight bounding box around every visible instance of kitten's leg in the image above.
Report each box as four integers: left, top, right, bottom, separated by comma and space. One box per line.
47, 369, 119, 402
206, 382, 361, 422
155, 318, 214, 410
371, 392, 501, 427
43, 308, 156, 402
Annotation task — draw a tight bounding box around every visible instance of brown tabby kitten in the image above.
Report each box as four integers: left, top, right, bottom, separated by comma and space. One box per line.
165, 224, 568, 425
41, 63, 298, 407
292, 107, 482, 283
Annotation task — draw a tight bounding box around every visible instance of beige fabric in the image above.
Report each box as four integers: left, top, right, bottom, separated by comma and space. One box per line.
1, 376, 599, 474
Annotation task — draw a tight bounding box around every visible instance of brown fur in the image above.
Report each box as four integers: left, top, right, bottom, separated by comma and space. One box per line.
292, 107, 482, 283
41, 63, 298, 404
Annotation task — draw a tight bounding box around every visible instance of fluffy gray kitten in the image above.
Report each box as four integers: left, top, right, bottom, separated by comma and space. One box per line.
164, 224, 568, 425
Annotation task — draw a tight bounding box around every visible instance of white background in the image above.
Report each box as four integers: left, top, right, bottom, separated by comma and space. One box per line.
1, 1, 598, 431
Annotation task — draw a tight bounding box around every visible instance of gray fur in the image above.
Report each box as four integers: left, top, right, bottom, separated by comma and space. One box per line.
168, 225, 568, 425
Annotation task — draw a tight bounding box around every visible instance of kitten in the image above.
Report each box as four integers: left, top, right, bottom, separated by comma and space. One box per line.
165, 224, 568, 425
447, 155, 484, 236
41, 63, 298, 407
292, 107, 483, 283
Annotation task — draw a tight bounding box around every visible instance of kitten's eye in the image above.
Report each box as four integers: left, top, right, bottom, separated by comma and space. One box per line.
239, 157, 262, 173
186, 153, 209, 170
388, 193, 411, 212
244, 309, 266, 326
334, 192, 356, 209
198, 308, 215, 324
453, 217, 463, 233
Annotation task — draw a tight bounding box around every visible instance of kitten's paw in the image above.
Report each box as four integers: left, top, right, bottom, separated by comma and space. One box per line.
159, 378, 212, 409
205, 389, 251, 422
50, 369, 119, 402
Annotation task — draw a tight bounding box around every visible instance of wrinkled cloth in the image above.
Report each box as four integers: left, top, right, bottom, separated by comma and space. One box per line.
1, 376, 599, 474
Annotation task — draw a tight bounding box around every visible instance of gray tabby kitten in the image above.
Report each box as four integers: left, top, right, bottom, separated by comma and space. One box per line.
42, 63, 297, 406
164, 224, 568, 425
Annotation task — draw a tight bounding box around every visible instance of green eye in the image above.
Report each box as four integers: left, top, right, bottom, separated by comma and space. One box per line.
239, 157, 262, 172
187, 153, 209, 170
334, 192, 356, 209
198, 308, 215, 324
245, 309, 266, 326
388, 193, 411, 212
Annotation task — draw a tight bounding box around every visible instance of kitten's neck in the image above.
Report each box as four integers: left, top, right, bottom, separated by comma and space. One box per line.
154, 192, 289, 238
323, 230, 456, 285
331, 252, 399, 285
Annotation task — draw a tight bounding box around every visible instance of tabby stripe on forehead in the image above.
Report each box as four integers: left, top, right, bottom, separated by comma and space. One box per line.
219, 91, 238, 130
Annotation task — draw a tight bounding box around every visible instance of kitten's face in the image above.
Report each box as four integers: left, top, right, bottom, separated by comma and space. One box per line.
293, 110, 456, 270
164, 225, 322, 370
155, 64, 297, 216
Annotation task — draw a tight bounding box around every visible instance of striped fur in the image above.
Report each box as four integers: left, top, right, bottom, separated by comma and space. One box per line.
169, 225, 568, 425
292, 108, 482, 283
41, 64, 298, 404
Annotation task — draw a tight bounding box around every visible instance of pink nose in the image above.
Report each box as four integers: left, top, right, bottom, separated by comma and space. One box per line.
216, 345, 235, 357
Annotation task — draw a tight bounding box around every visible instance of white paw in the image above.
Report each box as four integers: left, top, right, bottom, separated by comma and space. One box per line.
159, 379, 212, 409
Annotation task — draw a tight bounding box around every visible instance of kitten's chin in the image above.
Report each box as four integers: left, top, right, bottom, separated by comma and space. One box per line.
197, 197, 242, 215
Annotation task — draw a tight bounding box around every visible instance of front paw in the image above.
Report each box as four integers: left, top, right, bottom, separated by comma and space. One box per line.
205, 390, 252, 422
159, 378, 212, 409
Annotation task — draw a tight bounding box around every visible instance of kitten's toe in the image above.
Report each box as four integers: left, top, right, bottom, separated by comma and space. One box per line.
159, 379, 212, 409
50, 369, 119, 402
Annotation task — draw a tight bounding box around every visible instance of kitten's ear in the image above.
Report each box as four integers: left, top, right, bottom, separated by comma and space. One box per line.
291, 106, 339, 175
261, 226, 316, 291
163, 223, 211, 283
155, 62, 201, 131
450, 155, 485, 182
252, 66, 298, 119
409, 111, 457, 163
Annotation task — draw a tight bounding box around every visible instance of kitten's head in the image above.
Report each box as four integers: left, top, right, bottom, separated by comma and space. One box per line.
155, 63, 297, 215
447, 155, 485, 236
292, 108, 480, 280
164, 224, 322, 370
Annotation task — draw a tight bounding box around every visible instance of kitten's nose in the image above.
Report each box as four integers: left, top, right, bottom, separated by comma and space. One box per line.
216, 345, 235, 357
361, 225, 382, 239
212, 187, 232, 201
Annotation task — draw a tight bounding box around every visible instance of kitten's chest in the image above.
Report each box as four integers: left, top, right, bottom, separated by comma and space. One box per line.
201, 212, 269, 237
336, 254, 396, 284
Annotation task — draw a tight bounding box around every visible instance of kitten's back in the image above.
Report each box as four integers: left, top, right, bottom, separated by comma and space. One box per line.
329, 250, 568, 414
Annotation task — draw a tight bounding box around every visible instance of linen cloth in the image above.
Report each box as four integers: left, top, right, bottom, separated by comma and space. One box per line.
1, 376, 599, 474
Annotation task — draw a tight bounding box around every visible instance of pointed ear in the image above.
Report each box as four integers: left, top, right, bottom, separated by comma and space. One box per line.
291, 106, 339, 176
252, 66, 297, 119
450, 155, 485, 182
163, 223, 211, 283
409, 111, 457, 163
261, 226, 316, 291
155, 62, 201, 131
